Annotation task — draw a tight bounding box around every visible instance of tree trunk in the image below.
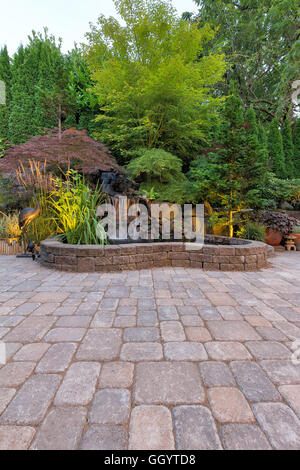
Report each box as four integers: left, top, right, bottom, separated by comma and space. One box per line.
58, 104, 62, 141
229, 210, 233, 238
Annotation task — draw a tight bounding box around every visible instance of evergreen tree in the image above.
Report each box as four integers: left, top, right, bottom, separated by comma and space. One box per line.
8, 44, 37, 143
0, 46, 12, 139
268, 118, 286, 178
8, 32, 68, 143
245, 107, 268, 182
0, 32, 107, 144
189, 91, 268, 236
257, 123, 269, 170
282, 118, 294, 178
66, 45, 98, 131
34, 30, 66, 129
293, 119, 300, 178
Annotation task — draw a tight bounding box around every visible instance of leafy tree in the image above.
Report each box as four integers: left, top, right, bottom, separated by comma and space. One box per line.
293, 119, 300, 178
84, 0, 227, 164
127, 148, 187, 202
189, 91, 268, 236
191, 0, 300, 121
268, 118, 286, 177
282, 117, 294, 178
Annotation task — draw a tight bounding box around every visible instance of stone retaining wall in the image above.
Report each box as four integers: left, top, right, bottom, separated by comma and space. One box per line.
40, 237, 268, 273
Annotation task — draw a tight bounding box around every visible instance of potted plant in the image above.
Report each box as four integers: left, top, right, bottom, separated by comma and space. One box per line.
258, 211, 298, 246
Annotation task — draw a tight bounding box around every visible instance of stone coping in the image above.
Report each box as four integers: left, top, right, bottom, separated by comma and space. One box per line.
40, 237, 268, 273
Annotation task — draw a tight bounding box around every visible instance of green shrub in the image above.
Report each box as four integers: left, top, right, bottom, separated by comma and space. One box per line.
236, 222, 266, 242
127, 148, 187, 203
293, 224, 300, 234
0, 212, 22, 238
0, 216, 7, 238
259, 174, 300, 209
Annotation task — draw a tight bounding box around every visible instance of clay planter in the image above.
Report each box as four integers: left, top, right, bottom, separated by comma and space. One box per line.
265, 228, 283, 247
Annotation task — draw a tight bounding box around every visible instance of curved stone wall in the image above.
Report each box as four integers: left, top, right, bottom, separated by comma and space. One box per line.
40, 236, 268, 272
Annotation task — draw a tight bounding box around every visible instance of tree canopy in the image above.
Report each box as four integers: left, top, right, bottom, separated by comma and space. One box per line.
84, 0, 227, 164
190, 0, 300, 121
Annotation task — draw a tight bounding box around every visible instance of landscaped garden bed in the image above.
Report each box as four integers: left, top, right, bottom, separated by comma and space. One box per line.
40, 235, 268, 273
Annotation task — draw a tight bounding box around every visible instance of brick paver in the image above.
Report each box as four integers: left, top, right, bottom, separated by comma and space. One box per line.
0, 251, 299, 449
220, 424, 272, 450
129, 405, 175, 450
173, 406, 222, 450
89, 389, 130, 425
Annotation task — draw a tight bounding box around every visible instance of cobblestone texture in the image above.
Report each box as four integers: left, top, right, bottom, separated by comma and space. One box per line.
0, 251, 299, 449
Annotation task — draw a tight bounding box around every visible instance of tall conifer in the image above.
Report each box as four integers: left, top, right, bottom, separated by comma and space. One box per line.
282, 118, 294, 178
268, 118, 286, 177
293, 119, 300, 178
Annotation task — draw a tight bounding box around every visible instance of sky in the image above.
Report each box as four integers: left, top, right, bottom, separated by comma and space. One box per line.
0, 0, 197, 55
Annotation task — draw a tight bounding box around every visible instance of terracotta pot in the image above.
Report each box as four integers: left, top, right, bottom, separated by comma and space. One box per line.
265, 228, 283, 246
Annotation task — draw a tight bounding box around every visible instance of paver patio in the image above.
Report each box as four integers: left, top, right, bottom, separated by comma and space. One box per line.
0, 252, 300, 450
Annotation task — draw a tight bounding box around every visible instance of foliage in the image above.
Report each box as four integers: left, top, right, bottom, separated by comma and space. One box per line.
26, 191, 57, 244
84, 0, 227, 163
37, 63, 75, 140
282, 118, 294, 178
127, 148, 187, 202
16, 159, 55, 193
140, 187, 159, 201
188, 91, 268, 234
293, 119, 300, 178
236, 221, 266, 242
268, 118, 286, 177
49, 170, 107, 245
0, 175, 18, 211
66, 45, 99, 132
192, 0, 300, 121
0, 31, 97, 145
0, 216, 6, 238
258, 210, 298, 235
0, 212, 22, 238
0, 137, 9, 158
7, 32, 61, 143
293, 224, 300, 234
258, 173, 300, 209
257, 123, 270, 170
0, 45, 12, 140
